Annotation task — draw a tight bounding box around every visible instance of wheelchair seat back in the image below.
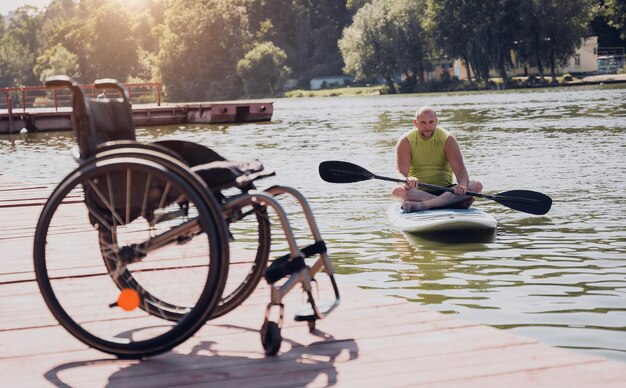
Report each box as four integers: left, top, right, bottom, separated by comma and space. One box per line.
80, 97, 136, 157
72, 85, 135, 161
45, 75, 135, 161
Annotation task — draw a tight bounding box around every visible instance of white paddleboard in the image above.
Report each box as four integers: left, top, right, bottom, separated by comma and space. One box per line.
388, 203, 497, 234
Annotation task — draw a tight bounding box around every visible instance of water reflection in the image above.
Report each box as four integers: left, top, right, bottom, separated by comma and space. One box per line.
2, 84, 625, 362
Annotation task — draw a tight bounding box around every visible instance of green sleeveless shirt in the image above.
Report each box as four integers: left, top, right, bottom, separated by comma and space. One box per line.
406, 126, 455, 187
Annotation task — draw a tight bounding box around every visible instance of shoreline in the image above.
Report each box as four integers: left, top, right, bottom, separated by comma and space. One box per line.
282, 73, 626, 98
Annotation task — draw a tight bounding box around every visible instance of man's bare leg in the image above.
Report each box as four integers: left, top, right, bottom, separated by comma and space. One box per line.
404, 192, 469, 211
391, 185, 438, 212
392, 185, 435, 205
392, 181, 482, 212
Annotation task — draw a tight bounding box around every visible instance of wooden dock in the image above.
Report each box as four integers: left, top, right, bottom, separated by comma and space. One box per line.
0, 82, 273, 134
0, 101, 273, 134
1, 174, 625, 387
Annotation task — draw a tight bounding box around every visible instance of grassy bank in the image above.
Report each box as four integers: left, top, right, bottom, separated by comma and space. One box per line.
283, 85, 385, 98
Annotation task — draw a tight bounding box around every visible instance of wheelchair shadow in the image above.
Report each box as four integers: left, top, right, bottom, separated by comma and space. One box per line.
44, 325, 359, 387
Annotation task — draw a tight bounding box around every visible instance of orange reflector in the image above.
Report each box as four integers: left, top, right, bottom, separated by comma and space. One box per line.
117, 288, 140, 311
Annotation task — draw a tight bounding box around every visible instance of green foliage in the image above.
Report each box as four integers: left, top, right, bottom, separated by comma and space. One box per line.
245, 0, 349, 81
40, 0, 78, 47
339, 0, 427, 93
159, 0, 251, 101
34, 44, 80, 83
134, 49, 160, 82
346, 0, 371, 13
0, 38, 36, 86
604, 0, 626, 39
0, 6, 43, 86
237, 41, 291, 96
81, 1, 139, 81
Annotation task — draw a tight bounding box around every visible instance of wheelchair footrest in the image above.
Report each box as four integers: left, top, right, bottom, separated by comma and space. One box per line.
294, 299, 339, 322
264, 240, 327, 284
264, 255, 306, 284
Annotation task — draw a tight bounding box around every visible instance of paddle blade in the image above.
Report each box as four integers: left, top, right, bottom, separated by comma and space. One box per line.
319, 160, 375, 183
493, 190, 552, 215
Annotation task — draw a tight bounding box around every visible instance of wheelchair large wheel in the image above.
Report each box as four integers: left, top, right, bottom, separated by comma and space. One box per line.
34, 157, 228, 358
92, 144, 270, 320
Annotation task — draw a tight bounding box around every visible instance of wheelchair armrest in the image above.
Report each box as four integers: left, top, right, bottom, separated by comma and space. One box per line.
191, 159, 274, 192
94, 78, 129, 102
45, 75, 78, 89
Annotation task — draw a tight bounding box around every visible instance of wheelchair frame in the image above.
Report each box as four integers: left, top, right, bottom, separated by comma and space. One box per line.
33, 75, 339, 358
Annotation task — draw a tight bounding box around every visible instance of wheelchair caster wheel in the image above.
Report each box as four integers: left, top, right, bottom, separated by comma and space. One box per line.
261, 321, 281, 356
307, 320, 316, 332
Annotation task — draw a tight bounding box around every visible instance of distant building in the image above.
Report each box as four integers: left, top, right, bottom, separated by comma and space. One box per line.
309, 76, 353, 90
559, 36, 599, 74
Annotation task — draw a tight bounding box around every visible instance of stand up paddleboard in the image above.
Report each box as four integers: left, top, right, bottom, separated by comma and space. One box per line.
387, 203, 497, 235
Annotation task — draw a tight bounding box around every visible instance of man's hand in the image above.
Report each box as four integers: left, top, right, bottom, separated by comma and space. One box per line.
405, 176, 419, 189
454, 183, 467, 195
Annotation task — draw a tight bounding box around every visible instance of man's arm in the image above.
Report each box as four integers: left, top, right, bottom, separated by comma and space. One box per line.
396, 136, 412, 178
397, 136, 419, 189
444, 135, 469, 193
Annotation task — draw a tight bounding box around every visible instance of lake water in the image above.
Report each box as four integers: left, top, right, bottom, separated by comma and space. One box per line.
1, 84, 625, 362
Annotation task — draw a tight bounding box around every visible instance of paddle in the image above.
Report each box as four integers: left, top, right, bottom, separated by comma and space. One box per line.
319, 160, 552, 215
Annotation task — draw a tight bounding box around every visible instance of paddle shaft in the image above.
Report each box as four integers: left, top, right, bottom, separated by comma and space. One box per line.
373, 174, 492, 199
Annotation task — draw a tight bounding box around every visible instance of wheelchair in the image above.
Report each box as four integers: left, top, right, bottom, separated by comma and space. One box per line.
33, 75, 340, 359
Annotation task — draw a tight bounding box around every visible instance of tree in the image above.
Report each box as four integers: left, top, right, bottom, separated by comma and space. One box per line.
237, 41, 290, 96
43, 17, 89, 81
38, 0, 140, 83
452, 0, 525, 84
427, 0, 479, 81
392, 0, 429, 86
245, 0, 349, 85
34, 44, 80, 83
160, 0, 251, 101
40, 0, 78, 47
0, 6, 43, 86
515, 0, 548, 80
604, 0, 626, 39
81, 1, 139, 81
537, 0, 595, 78
339, 0, 428, 93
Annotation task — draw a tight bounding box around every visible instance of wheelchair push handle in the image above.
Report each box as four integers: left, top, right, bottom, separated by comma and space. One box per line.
44, 74, 79, 89
44, 75, 129, 103
94, 78, 130, 103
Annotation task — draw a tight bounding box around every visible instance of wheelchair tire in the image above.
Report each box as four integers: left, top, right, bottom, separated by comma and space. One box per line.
34, 156, 228, 358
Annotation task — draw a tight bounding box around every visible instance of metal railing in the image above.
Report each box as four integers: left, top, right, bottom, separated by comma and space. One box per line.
0, 82, 162, 112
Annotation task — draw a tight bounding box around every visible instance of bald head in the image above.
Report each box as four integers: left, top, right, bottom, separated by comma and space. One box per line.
415, 106, 437, 120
